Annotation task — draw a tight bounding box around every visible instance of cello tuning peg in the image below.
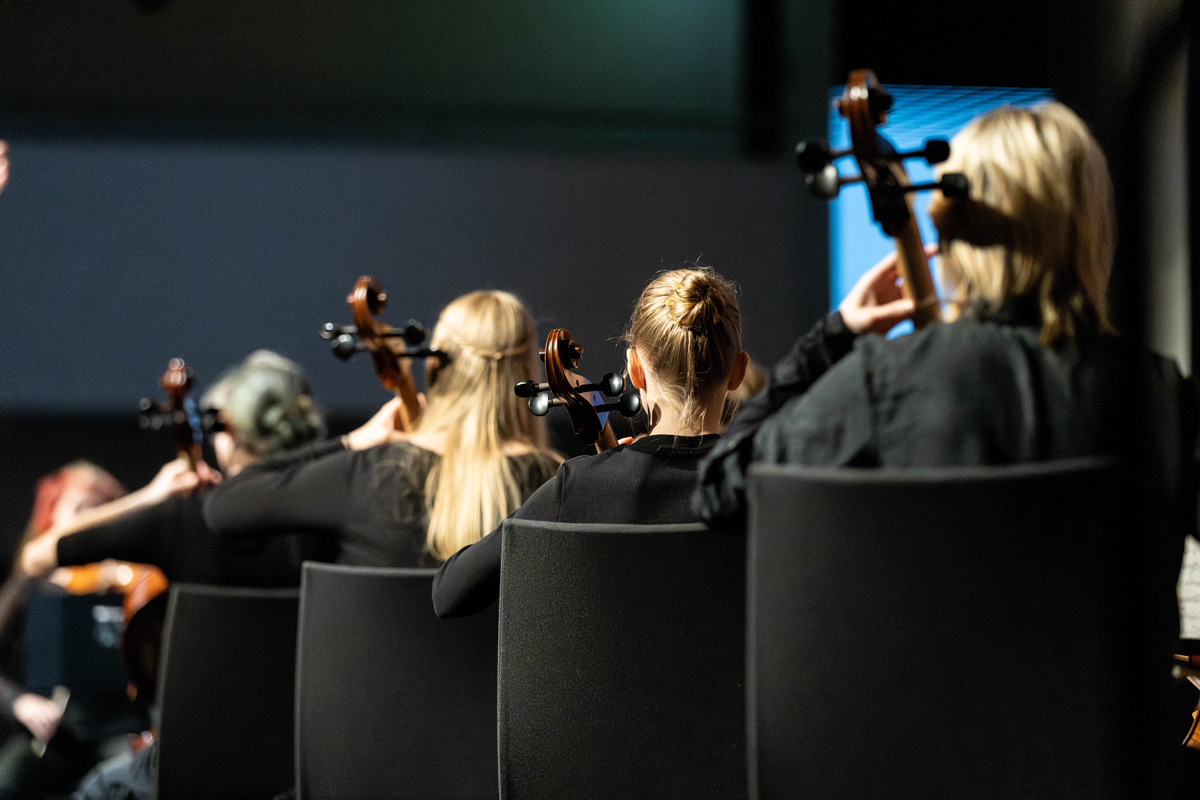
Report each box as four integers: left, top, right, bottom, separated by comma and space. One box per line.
514, 380, 548, 399
616, 392, 642, 418
599, 373, 626, 397
893, 139, 951, 165
901, 173, 970, 198
806, 164, 847, 200
921, 139, 950, 165
868, 87, 893, 118
330, 333, 363, 361
320, 323, 355, 341
401, 320, 429, 346
795, 139, 832, 174
528, 391, 558, 417
136, 399, 164, 431
938, 172, 969, 198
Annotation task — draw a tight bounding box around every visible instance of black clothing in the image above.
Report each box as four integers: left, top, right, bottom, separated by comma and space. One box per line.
432, 311, 858, 619
695, 308, 1200, 796
72, 741, 155, 800
691, 310, 858, 523
55, 494, 333, 587
203, 440, 560, 569
0, 577, 145, 800
432, 432, 722, 618
696, 311, 1199, 526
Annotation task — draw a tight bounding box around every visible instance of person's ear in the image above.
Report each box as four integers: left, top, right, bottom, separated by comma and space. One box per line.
725, 351, 750, 391
626, 347, 647, 391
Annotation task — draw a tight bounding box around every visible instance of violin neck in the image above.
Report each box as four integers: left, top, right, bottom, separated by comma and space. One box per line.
595, 423, 618, 453
181, 444, 202, 472
894, 222, 941, 329
393, 387, 421, 433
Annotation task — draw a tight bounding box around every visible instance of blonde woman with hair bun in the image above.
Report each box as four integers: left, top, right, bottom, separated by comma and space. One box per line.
202, 291, 561, 567
433, 263, 909, 617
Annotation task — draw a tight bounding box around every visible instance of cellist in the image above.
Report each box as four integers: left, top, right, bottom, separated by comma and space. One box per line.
431, 262, 910, 618
694, 96, 1199, 773
22, 350, 335, 586
201, 290, 561, 567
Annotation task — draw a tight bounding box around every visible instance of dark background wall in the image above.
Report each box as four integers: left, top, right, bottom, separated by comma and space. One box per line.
0, 0, 1189, 563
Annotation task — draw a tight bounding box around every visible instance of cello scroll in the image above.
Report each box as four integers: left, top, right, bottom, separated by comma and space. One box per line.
514, 328, 640, 452
321, 276, 445, 431
797, 70, 969, 329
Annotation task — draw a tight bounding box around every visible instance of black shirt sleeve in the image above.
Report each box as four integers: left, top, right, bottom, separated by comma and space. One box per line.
431, 466, 566, 618
693, 311, 857, 523
202, 440, 357, 537
56, 497, 179, 574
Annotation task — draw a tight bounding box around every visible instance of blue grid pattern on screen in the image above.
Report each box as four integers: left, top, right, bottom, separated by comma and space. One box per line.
828, 85, 1054, 331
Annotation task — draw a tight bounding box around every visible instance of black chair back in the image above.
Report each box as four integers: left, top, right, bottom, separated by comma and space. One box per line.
498, 519, 745, 800
156, 584, 300, 800
746, 459, 1139, 799
295, 563, 499, 800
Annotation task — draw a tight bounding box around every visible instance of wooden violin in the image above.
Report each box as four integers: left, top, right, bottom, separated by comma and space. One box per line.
515, 328, 641, 453
796, 69, 968, 329
1172, 654, 1200, 748
321, 276, 443, 431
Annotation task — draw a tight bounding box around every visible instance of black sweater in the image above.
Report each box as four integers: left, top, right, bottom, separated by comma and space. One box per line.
432, 310, 860, 618
203, 439, 560, 568
56, 493, 333, 586
431, 433, 720, 617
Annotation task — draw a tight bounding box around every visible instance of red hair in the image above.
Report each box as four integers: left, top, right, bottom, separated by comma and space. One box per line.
26, 462, 125, 540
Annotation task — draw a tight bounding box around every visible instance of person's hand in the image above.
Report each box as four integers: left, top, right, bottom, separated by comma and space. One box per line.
193, 459, 223, 490
838, 245, 937, 336
343, 397, 409, 451
0, 141, 9, 197
143, 456, 219, 502
12, 694, 62, 743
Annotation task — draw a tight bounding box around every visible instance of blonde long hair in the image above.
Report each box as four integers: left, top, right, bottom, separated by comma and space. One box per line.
929, 101, 1116, 346
624, 267, 742, 432
416, 290, 552, 561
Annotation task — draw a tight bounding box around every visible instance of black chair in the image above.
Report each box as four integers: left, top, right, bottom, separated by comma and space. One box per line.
155, 584, 301, 800
745, 459, 1152, 800
497, 519, 745, 800
295, 563, 499, 800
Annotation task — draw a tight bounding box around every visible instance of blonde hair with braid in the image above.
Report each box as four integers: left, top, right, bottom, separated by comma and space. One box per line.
415, 290, 554, 561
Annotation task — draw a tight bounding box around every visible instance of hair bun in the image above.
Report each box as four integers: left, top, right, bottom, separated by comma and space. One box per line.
666, 271, 726, 333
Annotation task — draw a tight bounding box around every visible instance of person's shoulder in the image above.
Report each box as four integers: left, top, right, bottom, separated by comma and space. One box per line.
508, 450, 563, 483
860, 318, 1036, 376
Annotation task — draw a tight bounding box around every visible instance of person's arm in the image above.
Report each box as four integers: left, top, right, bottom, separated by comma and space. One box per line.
20, 458, 208, 577
203, 442, 360, 536
432, 467, 566, 618
43, 497, 182, 576
203, 395, 412, 536
694, 249, 916, 523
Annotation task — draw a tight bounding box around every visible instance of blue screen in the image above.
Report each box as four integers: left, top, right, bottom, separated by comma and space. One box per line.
828, 85, 1054, 332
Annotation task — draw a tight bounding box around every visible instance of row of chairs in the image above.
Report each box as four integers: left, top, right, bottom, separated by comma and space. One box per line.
154, 458, 1138, 799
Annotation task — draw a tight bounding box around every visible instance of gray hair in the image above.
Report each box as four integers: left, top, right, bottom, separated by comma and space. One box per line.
202, 350, 326, 456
